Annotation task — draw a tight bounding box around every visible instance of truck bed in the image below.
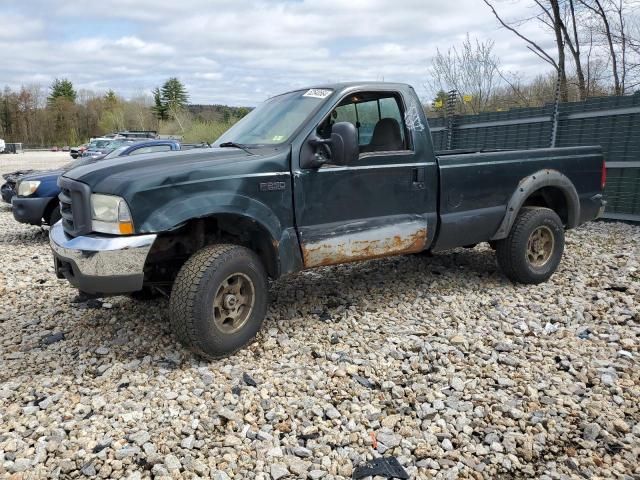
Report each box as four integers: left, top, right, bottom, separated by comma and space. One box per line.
433, 146, 604, 251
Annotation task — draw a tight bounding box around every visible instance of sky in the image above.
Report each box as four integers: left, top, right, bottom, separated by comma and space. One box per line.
0, 0, 554, 106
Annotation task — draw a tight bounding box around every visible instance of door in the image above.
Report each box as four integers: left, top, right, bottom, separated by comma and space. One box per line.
294, 91, 430, 268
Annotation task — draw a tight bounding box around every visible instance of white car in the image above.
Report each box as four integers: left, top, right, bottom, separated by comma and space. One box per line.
0, 139, 5, 154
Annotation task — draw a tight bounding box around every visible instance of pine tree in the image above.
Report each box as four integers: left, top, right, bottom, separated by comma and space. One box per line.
151, 87, 168, 121
432, 90, 448, 110
161, 77, 189, 112
151, 78, 189, 121
47, 78, 76, 105
104, 89, 118, 109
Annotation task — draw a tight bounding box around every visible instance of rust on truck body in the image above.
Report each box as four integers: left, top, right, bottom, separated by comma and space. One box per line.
301, 221, 427, 268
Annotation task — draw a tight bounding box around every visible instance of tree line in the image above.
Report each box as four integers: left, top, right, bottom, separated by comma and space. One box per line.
0, 78, 249, 147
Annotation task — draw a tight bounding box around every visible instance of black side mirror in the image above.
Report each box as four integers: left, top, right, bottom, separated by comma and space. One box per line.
302, 121, 359, 169
329, 122, 359, 166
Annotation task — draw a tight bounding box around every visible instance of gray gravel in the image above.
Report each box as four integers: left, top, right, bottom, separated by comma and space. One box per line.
0, 201, 638, 479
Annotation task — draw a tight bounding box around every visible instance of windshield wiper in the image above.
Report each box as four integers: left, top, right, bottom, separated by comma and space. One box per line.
218, 142, 255, 155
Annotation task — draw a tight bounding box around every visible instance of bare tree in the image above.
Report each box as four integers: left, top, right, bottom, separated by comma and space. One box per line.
577, 0, 640, 93
484, 0, 571, 101
558, 0, 587, 98
578, 0, 622, 93
628, 14, 640, 89
429, 35, 503, 114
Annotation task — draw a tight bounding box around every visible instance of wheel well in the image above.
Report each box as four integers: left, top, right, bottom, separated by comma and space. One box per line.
522, 187, 569, 225
144, 214, 279, 285
43, 198, 60, 224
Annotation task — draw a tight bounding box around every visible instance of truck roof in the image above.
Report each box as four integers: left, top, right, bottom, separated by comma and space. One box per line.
311, 81, 411, 90
277, 82, 413, 99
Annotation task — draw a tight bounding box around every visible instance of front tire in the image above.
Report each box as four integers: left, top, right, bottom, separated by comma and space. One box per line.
169, 244, 268, 359
495, 207, 564, 284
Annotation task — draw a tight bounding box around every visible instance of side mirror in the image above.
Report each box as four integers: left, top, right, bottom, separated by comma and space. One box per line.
301, 121, 359, 169
329, 122, 359, 166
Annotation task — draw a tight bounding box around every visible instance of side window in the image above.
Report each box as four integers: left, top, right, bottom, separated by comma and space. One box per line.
379, 98, 404, 135
315, 92, 410, 154
355, 100, 379, 145
129, 147, 150, 156
333, 104, 357, 124
148, 145, 172, 153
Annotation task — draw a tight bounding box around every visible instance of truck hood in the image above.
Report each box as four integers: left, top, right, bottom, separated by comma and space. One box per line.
63, 146, 291, 198
21, 169, 65, 183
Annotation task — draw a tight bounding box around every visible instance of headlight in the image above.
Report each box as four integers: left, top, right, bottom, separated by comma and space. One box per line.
90, 194, 134, 235
17, 180, 41, 196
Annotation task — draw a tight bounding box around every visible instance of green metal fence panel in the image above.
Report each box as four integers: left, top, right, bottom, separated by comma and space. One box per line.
605, 167, 640, 218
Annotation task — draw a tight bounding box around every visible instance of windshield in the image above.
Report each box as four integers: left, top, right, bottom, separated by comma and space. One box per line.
88, 140, 112, 149
216, 88, 333, 147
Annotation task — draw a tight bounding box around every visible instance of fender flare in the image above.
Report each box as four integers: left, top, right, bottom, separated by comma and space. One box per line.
138, 191, 283, 242
491, 169, 580, 240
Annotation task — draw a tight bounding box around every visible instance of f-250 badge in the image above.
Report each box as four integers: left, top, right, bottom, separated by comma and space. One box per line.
259, 181, 286, 192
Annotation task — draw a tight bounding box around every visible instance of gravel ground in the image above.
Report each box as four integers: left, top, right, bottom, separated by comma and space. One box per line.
0, 201, 638, 479
0, 151, 71, 176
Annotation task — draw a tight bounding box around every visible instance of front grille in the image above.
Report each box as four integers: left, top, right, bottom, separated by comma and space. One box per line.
59, 187, 74, 230
57, 177, 92, 236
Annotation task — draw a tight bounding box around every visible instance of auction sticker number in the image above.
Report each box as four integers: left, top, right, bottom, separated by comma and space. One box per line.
303, 89, 332, 99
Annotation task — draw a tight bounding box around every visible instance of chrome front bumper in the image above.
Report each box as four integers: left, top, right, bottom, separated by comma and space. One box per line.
49, 221, 157, 295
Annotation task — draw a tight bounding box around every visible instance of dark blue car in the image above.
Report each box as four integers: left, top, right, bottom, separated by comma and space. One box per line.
11, 140, 181, 226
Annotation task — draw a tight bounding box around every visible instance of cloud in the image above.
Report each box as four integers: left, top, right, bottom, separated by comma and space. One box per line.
0, 13, 43, 40
0, 0, 563, 105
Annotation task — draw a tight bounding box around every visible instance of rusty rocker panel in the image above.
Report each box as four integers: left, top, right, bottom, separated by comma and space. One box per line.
298, 215, 428, 267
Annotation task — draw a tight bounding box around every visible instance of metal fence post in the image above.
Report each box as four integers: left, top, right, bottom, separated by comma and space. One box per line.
446, 89, 457, 150
550, 75, 561, 148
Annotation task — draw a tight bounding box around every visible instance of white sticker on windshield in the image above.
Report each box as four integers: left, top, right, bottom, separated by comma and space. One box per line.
303, 88, 332, 99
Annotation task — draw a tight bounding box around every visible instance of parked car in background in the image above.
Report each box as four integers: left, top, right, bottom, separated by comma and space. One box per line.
11, 140, 182, 227
81, 138, 138, 159
71, 132, 161, 158
70, 144, 88, 159
115, 130, 158, 139
88, 139, 181, 162
1, 170, 35, 203
70, 138, 113, 159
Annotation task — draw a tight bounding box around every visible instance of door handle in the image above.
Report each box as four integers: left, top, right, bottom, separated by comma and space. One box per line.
412, 167, 426, 190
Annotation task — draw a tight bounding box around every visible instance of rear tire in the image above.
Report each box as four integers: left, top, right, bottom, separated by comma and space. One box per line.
169, 244, 268, 359
495, 207, 564, 284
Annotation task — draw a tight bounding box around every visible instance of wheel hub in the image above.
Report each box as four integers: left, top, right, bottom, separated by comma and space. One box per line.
223, 294, 238, 309
212, 273, 255, 334
526, 226, 554, 267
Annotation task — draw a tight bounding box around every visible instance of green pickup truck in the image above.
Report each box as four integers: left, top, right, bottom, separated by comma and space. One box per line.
50, 82, 606, 358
